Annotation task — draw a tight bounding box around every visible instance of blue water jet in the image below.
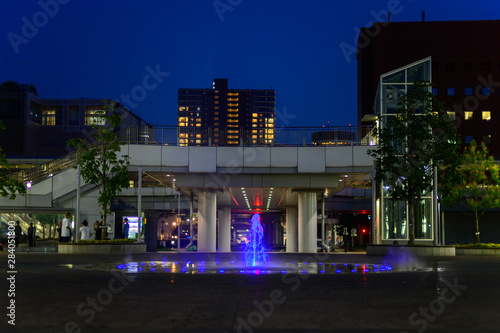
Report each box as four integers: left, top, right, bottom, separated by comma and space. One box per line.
244, 214, 268, 267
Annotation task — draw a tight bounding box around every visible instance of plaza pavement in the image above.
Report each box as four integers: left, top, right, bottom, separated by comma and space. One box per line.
1, 251, 500, 333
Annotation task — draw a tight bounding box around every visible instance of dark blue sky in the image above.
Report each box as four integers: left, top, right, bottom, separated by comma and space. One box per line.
2, 0, 499, 127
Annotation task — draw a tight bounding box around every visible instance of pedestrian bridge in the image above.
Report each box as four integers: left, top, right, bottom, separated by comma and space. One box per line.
1, 126, 377, 253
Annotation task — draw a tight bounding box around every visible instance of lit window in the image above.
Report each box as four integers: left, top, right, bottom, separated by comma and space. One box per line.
85, 109, 106, 126
196, 140, 201, 144
464, 111, 473, 120
42, 109, 56, 126
447, 111, 456, 119
464, 88, 473, 96
214, 106, 219, 110
196, 123, 201, 127
228, 103, 239, 107
214, 101, 219, 104
252, 119, 257, 123
482, 87, 491, 95
196, 118, 201, 122
179, 122, 186, 127
196, 134, 201, 138
227, 92, 239, 96
482, 111, 491, 121
215, 90, 219, 93
252, 113, 258, 117
447, 88, 455, 96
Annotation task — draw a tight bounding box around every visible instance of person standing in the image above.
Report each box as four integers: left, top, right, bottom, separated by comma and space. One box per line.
94, 221, 102, 240
27, 223, 36, 247
122, 218, 130, 239
14, 221, 22, 247
60, 212, 72, 243
79, 220, 92, 241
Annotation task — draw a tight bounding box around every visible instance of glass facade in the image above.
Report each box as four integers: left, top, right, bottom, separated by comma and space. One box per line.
375, 57, 435, 242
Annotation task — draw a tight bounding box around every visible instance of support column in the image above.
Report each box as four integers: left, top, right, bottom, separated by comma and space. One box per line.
298, 192, 317, 253
217, 207, 231, 252
197, 191, 217, 252
286, 207, 298, 252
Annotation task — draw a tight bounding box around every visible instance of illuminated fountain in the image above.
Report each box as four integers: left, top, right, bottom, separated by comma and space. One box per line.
244, 214, 268, 267
69, 216, 406, 275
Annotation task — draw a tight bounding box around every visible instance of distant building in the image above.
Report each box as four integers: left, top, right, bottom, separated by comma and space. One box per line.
311, 129, 357, 146
177, 79, 275, 146
357, 20, 500, 157
0, 80, 149, 170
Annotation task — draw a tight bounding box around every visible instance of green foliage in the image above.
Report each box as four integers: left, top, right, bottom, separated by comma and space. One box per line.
0, 120, 26, 199
68, 100, 130, 223
369, 81, 460, 244
456, 243, 500, 248
441, 140, 500, 243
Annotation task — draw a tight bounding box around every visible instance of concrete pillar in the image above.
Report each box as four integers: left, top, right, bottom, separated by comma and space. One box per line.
217, 207, 231, 252
197, 191, 217, 252
298, 192, 317, 253
286, 207, 298, 252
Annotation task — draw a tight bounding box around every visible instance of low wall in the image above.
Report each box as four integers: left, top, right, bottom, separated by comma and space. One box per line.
58, 243, 146, 254
367, 245, 455, 256
456, 248, 500, 256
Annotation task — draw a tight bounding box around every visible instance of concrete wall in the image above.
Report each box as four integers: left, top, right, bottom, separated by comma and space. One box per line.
124, 145, 374, 173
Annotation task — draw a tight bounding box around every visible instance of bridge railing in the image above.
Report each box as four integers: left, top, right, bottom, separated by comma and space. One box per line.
117, 125, 376, 146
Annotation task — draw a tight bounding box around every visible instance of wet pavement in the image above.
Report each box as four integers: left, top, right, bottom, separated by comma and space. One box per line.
1, 252, 500, 332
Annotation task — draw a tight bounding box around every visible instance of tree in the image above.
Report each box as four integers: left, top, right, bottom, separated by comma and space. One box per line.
68, 100, 130, 228
369, 81, 460, 244
441, 140, 500, 243
0, 121, 25, 199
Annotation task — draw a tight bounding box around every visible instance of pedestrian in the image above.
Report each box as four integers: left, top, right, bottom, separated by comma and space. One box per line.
14, 221, 22, 247
60, 212, 72, 243
94, 221, 102, 240
28, 222, 36, 247
79, 220, 92, 241
123, 218, 130, 239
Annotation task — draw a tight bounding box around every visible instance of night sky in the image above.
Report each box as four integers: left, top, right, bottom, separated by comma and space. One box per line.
1, 0, 499, 127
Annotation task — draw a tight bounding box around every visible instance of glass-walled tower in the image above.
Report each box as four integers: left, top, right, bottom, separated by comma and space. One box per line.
372, 57, 438, 244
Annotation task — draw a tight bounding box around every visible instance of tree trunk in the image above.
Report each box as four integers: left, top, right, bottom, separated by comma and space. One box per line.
475, 213, 480, 243
408, 196, 416, 245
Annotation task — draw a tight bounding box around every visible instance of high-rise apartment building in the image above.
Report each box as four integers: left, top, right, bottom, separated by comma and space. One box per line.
357, 20, 500, 157
177, 79, 275, 146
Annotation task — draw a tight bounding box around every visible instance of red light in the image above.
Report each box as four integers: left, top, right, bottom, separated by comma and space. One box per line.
362, 229, 366, 233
